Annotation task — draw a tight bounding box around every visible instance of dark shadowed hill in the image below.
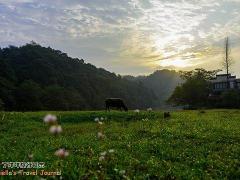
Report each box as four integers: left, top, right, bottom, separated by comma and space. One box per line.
0, 42, 156, 111
124, 70, 182, 107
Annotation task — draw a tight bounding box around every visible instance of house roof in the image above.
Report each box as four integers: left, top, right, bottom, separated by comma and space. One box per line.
216, 74, 230, 76
210, 74, 239, 83
215, 74, 236, 78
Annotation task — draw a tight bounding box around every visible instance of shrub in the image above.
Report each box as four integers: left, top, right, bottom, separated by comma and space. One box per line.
220, 90, 240, 108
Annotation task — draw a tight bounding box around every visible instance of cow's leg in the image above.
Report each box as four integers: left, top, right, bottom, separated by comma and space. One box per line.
106, 105, 110, 112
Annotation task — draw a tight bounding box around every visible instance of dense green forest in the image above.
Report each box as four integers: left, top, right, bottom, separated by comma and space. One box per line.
0, 42, 181, 111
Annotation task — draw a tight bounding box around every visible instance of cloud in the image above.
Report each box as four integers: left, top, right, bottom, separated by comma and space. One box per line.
0, 0, 239, 75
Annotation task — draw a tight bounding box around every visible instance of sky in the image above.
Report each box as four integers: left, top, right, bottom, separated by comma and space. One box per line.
0, 0, 240, 76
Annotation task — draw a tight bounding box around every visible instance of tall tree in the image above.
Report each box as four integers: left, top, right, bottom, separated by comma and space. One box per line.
15, 80, 43, 111
168, 68, 219, 107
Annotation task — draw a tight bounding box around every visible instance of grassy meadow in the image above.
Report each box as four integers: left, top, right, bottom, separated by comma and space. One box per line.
0, 110, 239, 179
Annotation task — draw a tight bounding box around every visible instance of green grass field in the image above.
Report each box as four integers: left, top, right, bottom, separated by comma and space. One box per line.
0, 110, 239, 179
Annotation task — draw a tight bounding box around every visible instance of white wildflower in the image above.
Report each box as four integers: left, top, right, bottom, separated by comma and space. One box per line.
43, 114, 57, 124
100, 151, 107, 156
109, 149, 114, 153
54, 148, 69, 158
99, 156, 105, 161
147, 107, 152, 112
134, 109, 140, 113
49, 125, 62, 135
97, 132, 105, 139
119, 170, 126, 175
98, 121, 103, 125
94, 117, 99, 122
28, 154, 33, 159
100, 117, 104, 121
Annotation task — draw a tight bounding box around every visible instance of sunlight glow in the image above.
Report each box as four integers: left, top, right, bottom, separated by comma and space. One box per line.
158, 58, 191, 68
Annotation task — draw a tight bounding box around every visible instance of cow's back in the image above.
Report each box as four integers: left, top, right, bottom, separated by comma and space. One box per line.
105, 98, 127, 111
106, 98, 122, 106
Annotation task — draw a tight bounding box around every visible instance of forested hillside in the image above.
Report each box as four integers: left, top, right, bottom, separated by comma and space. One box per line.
0, 43, 157, 111
124, 70, 182, 107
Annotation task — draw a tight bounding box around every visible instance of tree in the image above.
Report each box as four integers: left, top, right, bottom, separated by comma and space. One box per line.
15, 80, 43, 111
0, 77, 16, 110
42, 85, 68, 110
168, 68, 219, 107
64, 88, 88, 110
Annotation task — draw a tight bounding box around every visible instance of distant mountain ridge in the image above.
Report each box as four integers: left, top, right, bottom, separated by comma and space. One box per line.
0, 42, 181, 111
124, 70, 182, 107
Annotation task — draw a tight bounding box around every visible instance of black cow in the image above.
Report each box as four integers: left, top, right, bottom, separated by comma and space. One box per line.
163, 112, 171, 119
105, 98, 128, 111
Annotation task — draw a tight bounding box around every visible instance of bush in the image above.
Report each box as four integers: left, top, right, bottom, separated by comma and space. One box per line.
220, 90, 240, 108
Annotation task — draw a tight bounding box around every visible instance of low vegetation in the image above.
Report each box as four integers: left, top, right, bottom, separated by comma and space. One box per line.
0, 110, 239, 179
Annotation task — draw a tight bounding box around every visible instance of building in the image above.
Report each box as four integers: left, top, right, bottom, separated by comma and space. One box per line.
210, 74, 240, 94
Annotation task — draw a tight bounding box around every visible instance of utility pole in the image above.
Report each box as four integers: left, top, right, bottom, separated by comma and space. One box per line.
226, 37, 229, 88
223, 37, 232, 89
225, 37, 229, 75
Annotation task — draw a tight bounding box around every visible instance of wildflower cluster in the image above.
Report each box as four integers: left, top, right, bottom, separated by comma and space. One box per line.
94, 117, 105, 122
44, 114, 62, 135
94, 117, 122, 178
114, 168, 127, 178
43, 114, 69, 158
142, 118, 149, 121
98, 149, 115, 162
94, 117, 105, 140
97, 149, 120, 178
